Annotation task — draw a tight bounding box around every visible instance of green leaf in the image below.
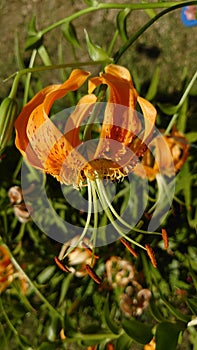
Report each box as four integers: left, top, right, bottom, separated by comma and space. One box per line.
25, 32, 43, 51
38, 342, 57, 350
122, 318, 153, 345
104, 298, 120, 334
27, 16, 38, 36
186, 298, 197, 314
155, 321, 185, 350
61, 22, 81, 48
59, 273, 74, 305
37, 265, 56, 284
149, 298, 165, 322
116, 9, 131, 43
115, 333, 133, 350
46, 314, 61, 342
157, 103, 178, 116
145, 66, 160, 101
84, 29, 113, 62
161, 297, 190, 323
185, 132, 197, 143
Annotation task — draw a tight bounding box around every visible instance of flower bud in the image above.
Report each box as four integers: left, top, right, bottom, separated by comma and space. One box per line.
0, 97, 18, 154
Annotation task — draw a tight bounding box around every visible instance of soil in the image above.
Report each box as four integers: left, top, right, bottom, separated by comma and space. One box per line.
1, 0, 197, 99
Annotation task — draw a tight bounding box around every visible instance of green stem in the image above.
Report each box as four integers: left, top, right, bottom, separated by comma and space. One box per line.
113, 1, 197, 63
7, 60, 106, 99
2, 244, 63, 321
90, 180, 98, 264
0, 297, 18, 336
165, 69, 197, 135
40, 2, 194, 36
62, 179, 93, 258
23, 49, 37, 106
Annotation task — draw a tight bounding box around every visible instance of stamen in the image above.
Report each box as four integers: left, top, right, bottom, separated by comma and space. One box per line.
120, 238, 138, 258
54, 256, 71, 273
162, 228, 169, 249
145, 244, 157, 268
85, 264, 101, 284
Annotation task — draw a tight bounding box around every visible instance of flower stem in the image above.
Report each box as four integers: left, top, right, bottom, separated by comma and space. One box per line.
165, 69, 197, 135
62, 179, 93, 257
23, 49, 37, 106
40, 2, 193, 36
2, 243, 63, 321
113, 1, 197, 63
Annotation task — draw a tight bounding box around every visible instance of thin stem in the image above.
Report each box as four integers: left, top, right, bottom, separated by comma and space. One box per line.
165, 69, 197, 135
90, 181, 99, 264
95, 178, 146, 250
23, 49, 37, 106
113, 1, 197, 63
1, 244, 63, 321
40, 2, 193, 36
107, 29, 119, 57
6, 60, 106, 99
62, 179, 93, 258
0, 297, 18, 336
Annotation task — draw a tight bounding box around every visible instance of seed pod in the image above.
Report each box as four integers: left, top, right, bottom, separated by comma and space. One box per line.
0, 97, 18, 154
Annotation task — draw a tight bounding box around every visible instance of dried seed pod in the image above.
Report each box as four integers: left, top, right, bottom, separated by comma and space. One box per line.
8, 186, 23, 204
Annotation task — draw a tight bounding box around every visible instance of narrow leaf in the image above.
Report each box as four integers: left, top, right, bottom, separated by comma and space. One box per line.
122, 318, 153, 345
145, 66, 160, 101
117, 9, 131, 43
61, 22, 81, 48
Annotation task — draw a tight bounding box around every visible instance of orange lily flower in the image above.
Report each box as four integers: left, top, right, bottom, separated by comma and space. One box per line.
134, 128, 189, 181
14, 64, 160, 271
15, 65, 156, 187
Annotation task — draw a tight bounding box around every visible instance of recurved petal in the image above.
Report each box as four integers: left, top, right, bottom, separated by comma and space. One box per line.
64, 94, 97, 148
137, 96, 157, 144
15, 69, 90, 178
15, 85, 58, 168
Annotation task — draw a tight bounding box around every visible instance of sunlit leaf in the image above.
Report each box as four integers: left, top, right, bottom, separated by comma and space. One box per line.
84, 29, 113, 62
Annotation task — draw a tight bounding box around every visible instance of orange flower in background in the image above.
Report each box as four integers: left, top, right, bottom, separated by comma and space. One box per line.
0, 245, 28, 294
15, 65, 157, 187
0, 245, 15, 293
134, 128, 189, 181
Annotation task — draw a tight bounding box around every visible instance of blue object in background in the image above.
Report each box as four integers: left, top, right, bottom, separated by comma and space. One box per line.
181, 6, 197, 27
